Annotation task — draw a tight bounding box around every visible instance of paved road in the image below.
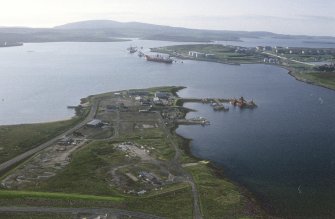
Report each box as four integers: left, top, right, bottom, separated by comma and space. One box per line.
0, 99, 99, 174
262, 52, 316, 66
0, 206, 165, 219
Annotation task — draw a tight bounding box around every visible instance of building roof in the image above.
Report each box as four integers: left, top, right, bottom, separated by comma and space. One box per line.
155, 92, 170, 99
87, 119, 102, 126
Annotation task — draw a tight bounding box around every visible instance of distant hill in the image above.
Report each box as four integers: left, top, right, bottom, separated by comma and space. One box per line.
55, 20, 170, 30
1, 20, 334, 43
54, 20, 277, 41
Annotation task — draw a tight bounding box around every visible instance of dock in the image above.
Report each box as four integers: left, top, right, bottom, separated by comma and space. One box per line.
211, 99, 229, 111
176, 117, 210, 126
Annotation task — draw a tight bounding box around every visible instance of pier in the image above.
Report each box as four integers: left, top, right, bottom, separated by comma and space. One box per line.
176, 117, 210, 126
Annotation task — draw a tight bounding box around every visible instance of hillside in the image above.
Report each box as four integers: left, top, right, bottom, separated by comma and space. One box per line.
1, 20, 334, 43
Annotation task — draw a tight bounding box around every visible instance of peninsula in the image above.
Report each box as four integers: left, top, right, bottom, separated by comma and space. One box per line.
0, 42, 23, 48
0, 86, 263, 218
151, 44, 335, 90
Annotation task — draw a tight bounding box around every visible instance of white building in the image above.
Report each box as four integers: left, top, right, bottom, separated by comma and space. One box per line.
189, 51, 205, 58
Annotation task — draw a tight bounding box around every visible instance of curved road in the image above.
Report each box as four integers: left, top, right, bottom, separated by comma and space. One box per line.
0, 100, 99, 174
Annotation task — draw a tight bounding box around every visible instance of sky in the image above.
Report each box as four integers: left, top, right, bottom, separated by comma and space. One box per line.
1, 0, 334, 36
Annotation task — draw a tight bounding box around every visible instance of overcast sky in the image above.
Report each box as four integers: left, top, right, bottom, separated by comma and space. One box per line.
1, 0, 334, 36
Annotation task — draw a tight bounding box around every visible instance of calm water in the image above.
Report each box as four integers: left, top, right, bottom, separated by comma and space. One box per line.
1, 39, 335, 217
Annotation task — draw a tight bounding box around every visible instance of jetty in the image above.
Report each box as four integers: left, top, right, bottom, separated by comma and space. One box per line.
229, 96, 257, 109
176, 117, 210, 126
211, 99, 229, 111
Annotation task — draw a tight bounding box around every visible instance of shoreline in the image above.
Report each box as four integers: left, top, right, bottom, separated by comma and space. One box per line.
288, 70, 335, 92
173, 125, 265, 209
152, 45, 335, 92
0, 86, 267, 218
173, 88, 268, 217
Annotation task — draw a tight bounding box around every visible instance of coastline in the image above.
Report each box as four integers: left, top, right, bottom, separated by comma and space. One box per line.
173, 88, 267, 217
152, 46, 335, 92
288, 70, 335, 92
0, 86, 267, 218
173, 127, 268, 214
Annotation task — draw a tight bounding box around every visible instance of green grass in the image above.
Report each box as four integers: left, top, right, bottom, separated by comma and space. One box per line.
153, 44, 263, 64
0, 190, 123, 202
291, 71, 335, 90
126, 186, 193, 218
186, 164, 264, 219
32, 141, 128, 196
154, 44, 335, 92
140, 138, 175, 160
2, 136, 194, 218
92, 86, 185, 100
0, 187, 194, 218
0, 116, 84, 164
0, 86, 266, 218
0, 213, 74, 219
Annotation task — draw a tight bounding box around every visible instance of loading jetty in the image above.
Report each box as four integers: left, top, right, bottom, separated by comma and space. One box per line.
176, 117, 210, 126
229, 96, 257, 109
145, 54, 173, 64
127, 46, 137, 54
211, 98, 229, 111
179, 97, 256, 110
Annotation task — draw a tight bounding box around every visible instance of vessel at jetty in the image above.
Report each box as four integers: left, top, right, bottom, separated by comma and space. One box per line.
138, 51, 144, 57
230, 96, 257, 109
145, 54, 173, 64
127, 46, 137, 54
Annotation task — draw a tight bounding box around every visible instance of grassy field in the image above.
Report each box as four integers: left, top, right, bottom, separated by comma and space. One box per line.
290, 71, 335, 90
154, 44, 335, 92
0, 190, 123, 202
0, 87, 267, 218
4, 136, 195, 217
0, 116, 84, 164
125, 185, 193, 218
0, 213, 74, 219
152, 44, 262, 64
186, 164, 265, 219
30, 141, 127, 196
0, 186, 193, 218
0, 189, 125, 210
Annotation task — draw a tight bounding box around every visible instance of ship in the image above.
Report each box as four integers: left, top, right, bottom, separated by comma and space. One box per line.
127, 46, 137, 54
145, 54, 173, 64
138, 51, 144, 57
230, 96, 257, 109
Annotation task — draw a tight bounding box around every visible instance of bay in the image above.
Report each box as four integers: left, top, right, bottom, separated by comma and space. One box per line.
1, 38, 335, 217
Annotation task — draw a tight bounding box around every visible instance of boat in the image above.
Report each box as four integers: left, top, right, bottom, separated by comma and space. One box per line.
138, 51, 144, 57
230, 97, 257, 109
145, 54, 173, 64
213, 105, 229, 111
127, 46, 137, 54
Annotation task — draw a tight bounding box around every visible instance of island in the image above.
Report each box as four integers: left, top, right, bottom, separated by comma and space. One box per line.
0, 42, 23, 48
0, 86, 262, 218
151, 44, 335, 90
